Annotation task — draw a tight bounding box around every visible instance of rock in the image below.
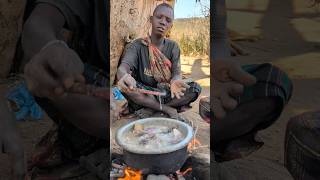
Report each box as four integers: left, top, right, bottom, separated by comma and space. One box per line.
146, 174, 170, 180
189, 153, 210, 180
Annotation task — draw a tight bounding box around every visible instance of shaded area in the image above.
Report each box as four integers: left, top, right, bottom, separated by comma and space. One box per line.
190, 59, 210, 80
218, 0, 320, 179
228, 0, 320, 60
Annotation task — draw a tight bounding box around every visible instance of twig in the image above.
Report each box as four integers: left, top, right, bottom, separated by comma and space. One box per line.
110, 172, 124, 178
112, 163, 125, 169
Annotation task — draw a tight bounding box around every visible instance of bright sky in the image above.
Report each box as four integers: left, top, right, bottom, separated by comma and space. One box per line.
174, 0, 210, 19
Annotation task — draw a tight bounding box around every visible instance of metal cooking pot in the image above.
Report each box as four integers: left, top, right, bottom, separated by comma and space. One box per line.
115, 118, 193, 174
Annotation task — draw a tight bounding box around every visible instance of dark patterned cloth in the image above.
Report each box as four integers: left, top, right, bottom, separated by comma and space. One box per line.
141, 36, 173, 83
238, 63, 292, 112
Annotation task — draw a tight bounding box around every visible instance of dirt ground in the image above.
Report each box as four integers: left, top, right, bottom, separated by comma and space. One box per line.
1, 0, 319, 179
218, 0, 320, 179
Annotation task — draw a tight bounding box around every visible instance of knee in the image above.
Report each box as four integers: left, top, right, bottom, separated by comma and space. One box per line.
260, 63, 293, 103
183, 82, 201, 102
187, 82, 201, 95
283, 71, 293, 103
236, 97, 279, 128
185, 91, 198, 100
254, 97, 278, 117
273, 64, 293, 103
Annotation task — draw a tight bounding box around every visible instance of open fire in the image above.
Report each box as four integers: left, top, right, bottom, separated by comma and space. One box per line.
111, 155, 196, 180
187, 138, 201, 152
111, 138, 203, 180
118, 167, 142, 180
113, 166, 193, 180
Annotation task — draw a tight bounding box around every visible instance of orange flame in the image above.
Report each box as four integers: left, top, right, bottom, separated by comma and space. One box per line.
118, 167, 142, 180
187, 138, 201, 151
177, 167, 193, 176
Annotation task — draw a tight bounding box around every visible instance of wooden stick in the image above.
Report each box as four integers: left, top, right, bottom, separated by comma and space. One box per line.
134, 88, 166, 96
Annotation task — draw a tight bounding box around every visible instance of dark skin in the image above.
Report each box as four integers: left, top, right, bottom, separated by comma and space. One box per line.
212, 60, 256, 119
212, 0, 257, 119
22, 4, 107, 139
117, 6, 192, 118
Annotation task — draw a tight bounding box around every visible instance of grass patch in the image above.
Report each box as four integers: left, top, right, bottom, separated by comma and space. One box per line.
170, 17, 209, 56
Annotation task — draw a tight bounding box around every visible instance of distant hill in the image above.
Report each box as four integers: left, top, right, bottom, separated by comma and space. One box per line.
174, 17, 207, 22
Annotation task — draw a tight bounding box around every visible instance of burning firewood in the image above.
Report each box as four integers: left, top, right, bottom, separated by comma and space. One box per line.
117, 167, 142, 180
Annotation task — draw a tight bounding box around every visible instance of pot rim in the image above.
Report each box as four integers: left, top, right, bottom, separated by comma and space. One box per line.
115, 117, 193, 154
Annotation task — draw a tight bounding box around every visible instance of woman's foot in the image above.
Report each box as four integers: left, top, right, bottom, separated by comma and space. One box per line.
134, 108, 155, 119
177, 105, 192, 113
162, 106, 179, 119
